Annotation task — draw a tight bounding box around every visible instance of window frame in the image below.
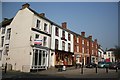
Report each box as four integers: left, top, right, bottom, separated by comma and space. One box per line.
43, 37, 47, 46
68, 43, 71, 52
55, 39, 58, 49
62, 41, 65, 51
68, 33, 71, 41
44, 23, 47, 32
6, 28, 11, 40
36, 19, 40, 29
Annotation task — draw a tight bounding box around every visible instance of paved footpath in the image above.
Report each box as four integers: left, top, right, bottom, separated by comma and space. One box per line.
1, 67, 120, 79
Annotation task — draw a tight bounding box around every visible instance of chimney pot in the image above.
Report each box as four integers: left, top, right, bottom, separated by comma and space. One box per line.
81, 32, 85, 37
22, 3, 30, 9
39, 13, 45, 17
95, 39, 97, 42
62, 22, 67, 29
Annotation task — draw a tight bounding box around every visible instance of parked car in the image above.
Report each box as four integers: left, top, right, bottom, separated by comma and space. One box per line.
117, 62, 120, 69
98, 62, 106, 68
105, 62, 112, 68
98, 62, 112, 68
86, 63, 97, 68
109, 62, 118, 69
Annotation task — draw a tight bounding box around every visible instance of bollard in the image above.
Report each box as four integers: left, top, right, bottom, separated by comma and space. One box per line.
4, 63, 7, 73
95, 66, 97, 73
106, 67, 108, 73
116, 67, 118, 72
81, 65, 83, 74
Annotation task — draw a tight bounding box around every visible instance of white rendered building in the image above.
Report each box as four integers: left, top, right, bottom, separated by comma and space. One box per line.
0, 3, 52, 72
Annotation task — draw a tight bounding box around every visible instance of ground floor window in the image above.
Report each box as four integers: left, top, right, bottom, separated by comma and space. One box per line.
32, 49, 47, 67
55, 52, 72, 65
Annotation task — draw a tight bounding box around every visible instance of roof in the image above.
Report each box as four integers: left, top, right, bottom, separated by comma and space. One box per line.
28, 8, 80, 35
0, 18, 13, 27
0, 6, 95, 42
107, 48, 115, 51
27, 7, 93, 41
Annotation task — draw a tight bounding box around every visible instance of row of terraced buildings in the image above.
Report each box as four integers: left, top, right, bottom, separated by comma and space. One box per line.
0, 3, 98, 72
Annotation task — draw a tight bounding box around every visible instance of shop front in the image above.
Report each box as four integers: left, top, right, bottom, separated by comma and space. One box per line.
30, 46, 49, 71
55, 50, 74, 67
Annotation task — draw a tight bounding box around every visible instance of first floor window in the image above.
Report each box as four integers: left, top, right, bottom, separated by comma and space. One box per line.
55, 39, 58, 49
77, 46, 79, 52
68, 43, 71, 52
62, 41, 65, 50
43, 37, 47, 46
82, 47, 84, 53
35, 34, 39, 39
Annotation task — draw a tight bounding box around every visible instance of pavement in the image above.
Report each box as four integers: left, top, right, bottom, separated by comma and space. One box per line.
1, 66, 120, 80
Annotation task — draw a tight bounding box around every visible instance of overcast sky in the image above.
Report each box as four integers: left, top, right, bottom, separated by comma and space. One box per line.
1, 2, 119, 50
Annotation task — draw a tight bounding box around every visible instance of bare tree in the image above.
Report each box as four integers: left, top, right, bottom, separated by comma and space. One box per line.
113, 46, 120, 62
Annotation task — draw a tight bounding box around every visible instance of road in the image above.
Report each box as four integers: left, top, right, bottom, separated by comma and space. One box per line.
2, 67, 120, 80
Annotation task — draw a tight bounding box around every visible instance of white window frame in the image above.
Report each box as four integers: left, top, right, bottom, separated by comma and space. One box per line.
44, 23, 47, 32
82, 47, 84, 53
6, 28, 11, 40
77, 46, 79, 52
77, 37, 79, 43
87, 41, 89, 46
82, 40, 84, 44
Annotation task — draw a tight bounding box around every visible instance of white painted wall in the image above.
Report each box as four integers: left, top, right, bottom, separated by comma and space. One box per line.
106, 51, 116, 62
51, 25, 73, 52
8, 8, 34, 72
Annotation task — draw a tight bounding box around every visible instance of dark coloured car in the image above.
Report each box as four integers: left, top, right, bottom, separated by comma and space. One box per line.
117, 62, 120, 69
86, 63, 97, 68
109, 62, 118, 69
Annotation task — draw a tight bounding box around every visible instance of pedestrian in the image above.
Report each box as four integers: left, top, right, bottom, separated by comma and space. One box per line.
5, 63, 7, 73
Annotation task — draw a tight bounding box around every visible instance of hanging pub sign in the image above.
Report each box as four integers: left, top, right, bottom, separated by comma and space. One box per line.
34, 39, 42, 45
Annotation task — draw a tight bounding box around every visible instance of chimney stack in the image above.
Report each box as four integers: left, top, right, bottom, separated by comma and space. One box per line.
22, 3, 30, 9
81, 32, 85, 37
94, 39, 97, 42
39, 13, 45, 17
88, 35, 92, 40
62, 22, 67, 29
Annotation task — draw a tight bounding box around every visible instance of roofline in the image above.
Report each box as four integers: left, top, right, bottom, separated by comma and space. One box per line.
28, 7, 94, 41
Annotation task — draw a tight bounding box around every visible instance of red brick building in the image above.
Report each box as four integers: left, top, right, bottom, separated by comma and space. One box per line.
74, 32, 98, 65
